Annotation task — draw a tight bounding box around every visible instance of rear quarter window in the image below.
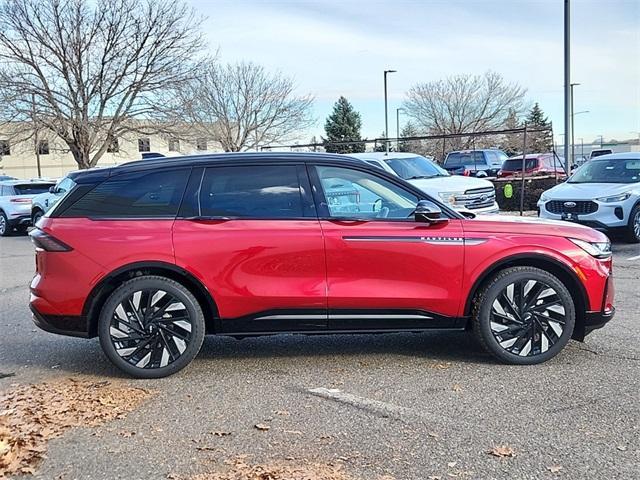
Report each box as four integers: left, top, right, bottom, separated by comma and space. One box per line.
61, 168, 190, 218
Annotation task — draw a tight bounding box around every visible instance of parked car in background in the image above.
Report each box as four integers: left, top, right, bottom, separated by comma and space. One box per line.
498, 153, 566, 178
31, 175, 77, 224
538, 152, 640, 242
348, 152, 499, 214
443, 149, 508, 178
0, 179, 56, 236
0, 174, 16, 181
590, 149, 613, 159
30, 152, 614, 377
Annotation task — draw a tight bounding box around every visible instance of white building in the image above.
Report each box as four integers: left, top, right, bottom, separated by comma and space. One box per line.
0, 125, 222, 179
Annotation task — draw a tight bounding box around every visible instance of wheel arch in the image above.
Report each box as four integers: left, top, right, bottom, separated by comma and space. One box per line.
464, 253, 589, 341
83, 261, 219, 337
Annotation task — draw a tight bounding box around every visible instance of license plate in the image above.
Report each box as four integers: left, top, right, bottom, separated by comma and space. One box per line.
561, 212, 579, 221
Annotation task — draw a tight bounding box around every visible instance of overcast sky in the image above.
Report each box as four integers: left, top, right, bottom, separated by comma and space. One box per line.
189, 0, 639, 146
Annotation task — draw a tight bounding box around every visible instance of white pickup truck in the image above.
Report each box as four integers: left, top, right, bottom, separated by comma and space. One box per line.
347, 152, 499, 214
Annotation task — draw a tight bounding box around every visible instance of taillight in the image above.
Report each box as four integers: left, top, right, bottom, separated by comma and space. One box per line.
10, 197, 31, 203
29, 229, 73, 252
463, 169, 470, 176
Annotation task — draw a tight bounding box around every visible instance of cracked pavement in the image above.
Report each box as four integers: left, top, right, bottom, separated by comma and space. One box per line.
1, 234, 639, 479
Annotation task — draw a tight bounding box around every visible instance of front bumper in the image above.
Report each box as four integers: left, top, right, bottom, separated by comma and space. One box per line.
538, 198, 634, 229
454, 202, 500, 216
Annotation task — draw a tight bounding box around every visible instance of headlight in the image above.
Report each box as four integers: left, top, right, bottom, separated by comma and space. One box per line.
438, 191, 461, 204
596, 192, 631, 203
569, 238, 612, 259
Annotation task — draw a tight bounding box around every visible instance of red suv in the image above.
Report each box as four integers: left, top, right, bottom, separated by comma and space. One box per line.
30, 153, 615, 378
498, 153, 567, 178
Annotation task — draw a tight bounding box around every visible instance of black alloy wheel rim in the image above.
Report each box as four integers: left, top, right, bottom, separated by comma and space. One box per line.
109, 289, 193, 369
634, 210, 640, 239
490, 280, 566, 356
0, 215, 6, 235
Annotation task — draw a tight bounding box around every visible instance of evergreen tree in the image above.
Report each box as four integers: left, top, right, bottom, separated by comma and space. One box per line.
373, 132, 388, 152
398, 122, 421, 153
323, 96, 365, 153
501, 108, 522, 156
525, 103, 553, 152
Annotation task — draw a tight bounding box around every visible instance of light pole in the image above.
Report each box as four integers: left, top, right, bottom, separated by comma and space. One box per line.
563, 0, 571, 175
384, 69, 397, 154
572, 109, 588, 162
570, 82, 580, 167
396, 107, 404, 151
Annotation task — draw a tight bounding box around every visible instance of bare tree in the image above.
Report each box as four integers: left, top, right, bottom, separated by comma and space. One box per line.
181, 61, 314, 152
403, 72, 527, 150
0, 0, 204, 168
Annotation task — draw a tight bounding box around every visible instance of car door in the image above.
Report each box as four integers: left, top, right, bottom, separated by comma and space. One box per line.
172, 163, 327, 333
310, 163, 465, 330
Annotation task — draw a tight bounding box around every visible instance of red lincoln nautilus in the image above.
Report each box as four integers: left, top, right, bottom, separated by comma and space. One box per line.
29, 153, 614, 378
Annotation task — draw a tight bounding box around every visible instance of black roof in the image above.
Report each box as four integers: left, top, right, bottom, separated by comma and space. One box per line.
70, 152, 366, 184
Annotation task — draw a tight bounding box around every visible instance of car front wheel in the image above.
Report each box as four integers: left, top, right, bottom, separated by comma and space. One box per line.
625, 204, 640, 243
0, 211, 10, 237
472, 266, 575, 365
98, 275, 205, 378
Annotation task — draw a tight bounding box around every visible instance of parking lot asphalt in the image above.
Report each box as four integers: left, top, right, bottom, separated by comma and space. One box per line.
1, 232, 639, 480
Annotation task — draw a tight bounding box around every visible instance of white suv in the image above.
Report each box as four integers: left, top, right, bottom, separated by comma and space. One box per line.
347, 152, 499, 214
0, 179, 56, 236
538, 152, 640, 243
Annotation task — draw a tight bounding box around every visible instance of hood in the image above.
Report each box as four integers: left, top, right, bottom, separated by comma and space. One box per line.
464, 214, 609, 243
408, 175, 493, 196
544, 182, 637, 200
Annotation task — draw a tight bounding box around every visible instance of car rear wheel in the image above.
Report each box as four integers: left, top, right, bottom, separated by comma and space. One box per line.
98, 275, 205, 378
625, 204, 640, 243
32, 209, 44, 226
0, 211, 10, 237
472, 266, 575, 365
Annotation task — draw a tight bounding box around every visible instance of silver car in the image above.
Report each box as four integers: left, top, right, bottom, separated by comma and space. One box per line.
0, 179, 56, 236
538, 152, 640, 243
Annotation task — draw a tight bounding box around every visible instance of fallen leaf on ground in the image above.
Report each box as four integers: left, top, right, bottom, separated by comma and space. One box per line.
118, 430, 136, 438
187, 458, 356, 480
274, 410, 290, 416
488, 446, 516, 458
0, 377, 153, 478
452, 384, 462, 392
254, 423, 270, 431
548, 465, 563, 473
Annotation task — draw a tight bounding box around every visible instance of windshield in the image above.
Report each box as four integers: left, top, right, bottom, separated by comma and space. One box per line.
569, 158, 640, 184
13, 183, 53, 195
444, 151, 484, 167
385, 156, 449, 180
502, 158, 537, 171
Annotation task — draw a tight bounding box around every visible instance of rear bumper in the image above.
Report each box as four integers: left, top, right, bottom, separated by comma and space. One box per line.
30, 299, 89, 338
584, 307, 615, 336
8, 214, 31, 227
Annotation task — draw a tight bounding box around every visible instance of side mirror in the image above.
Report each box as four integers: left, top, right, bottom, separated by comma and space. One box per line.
415, 200, 448, 224
49, 186, 56, 193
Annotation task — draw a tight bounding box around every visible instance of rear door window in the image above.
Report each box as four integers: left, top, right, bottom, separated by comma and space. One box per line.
62, 168, 189, 218
197, 165, 305, 219
13, 184, 52, 195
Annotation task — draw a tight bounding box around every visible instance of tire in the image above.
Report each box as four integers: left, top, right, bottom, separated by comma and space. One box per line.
0, 211, 10, 237
32, 209, 44, 226
472, 266, 575, 365
98, 275, 205, 378
625, 204, 640, 243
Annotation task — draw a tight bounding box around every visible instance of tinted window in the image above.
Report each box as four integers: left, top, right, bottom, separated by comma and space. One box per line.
315, 165, 419, 219
444, 151, 485, 167
198, 165, 304, 218
502, 158, 537, 171
63, 169, 189, 217
486, 151, 504, 166
14, 183, 53, 195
